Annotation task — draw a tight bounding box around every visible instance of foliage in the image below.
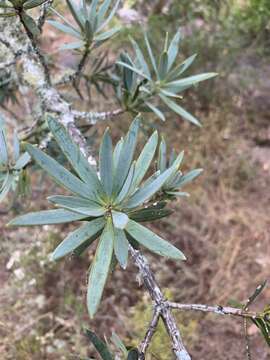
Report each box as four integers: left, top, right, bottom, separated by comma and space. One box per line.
116, 31, 217, 124
0, 116, 30, 203
85, 329, 139, 360
9, 115, 202, 317
48, 0, 121, 50
0, 0, 48, 37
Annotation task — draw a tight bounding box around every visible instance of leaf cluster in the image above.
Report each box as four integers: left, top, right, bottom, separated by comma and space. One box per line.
0, 115, 30, 203
116, 31, 217, 125
85, 329, 138, 360
48, 0, 121, 51
0, 0, 47, 37
9, 116, 201, 317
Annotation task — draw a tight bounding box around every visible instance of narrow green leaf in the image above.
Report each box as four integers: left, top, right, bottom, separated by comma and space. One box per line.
116, 61, 151, 80
114, 228, 129, 269
97, 0, 112, 27
0, 118, 8, 165
167, 191, 190, 197
132, 131, 158, 189
14, 152, 31, 170
97, 0, 121, 32
23, 0, 46, 10
51, 217, 105, 260
47, 116, 102, 198
48, 195, 106, 216
113, 117, 140, 194
125, 166, 175, 209
166, 72, 218, 90
130, 37, 151, 78
66, 0, 85, 30
126, 220, 186, 260
115, 161, 135, 204
144, 32, 158, 78
159, 94, 201, 126
145, 102, 165, 122
59, 41, 84, 50
111, 332, 128, 357
8, 209, 88, 226
112, 211, 129, 229
85, 329, 114, 360
95, 26, 120, 42
99, 128, 113, 197
167, 54, 197, 81
13, 131, 20, 162
167, 30, 181, 70
26, 144, 94, 199
158, 51, 168, 79
113, 138, 123, 173
0, 173, 13, 202
127, 348, 139, 360
129, 207, 173, 222
47, 20, 82, 39
21, 12, 40, 37
158, 138, 167, 173
175, 169, 203, 187
87, 220, 114, 317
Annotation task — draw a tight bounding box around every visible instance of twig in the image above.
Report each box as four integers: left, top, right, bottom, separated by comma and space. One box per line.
139, 307, 160, 359
38, 0, 53, 32
129, 245, 191, 360
167, 302, 259, 319
73, 108, 125, 124
56, 46, 90, 88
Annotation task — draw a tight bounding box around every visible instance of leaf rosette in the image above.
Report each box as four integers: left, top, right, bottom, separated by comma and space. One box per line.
0, 115, 31, 203
9, 116, 201, 317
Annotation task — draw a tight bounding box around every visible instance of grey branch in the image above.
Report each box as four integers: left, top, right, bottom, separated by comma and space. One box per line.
139, 307, 160, 359
73, 108, 125, 124
38, 0, 54, 31
129, 245, 192, 360
168, 302, 259, 319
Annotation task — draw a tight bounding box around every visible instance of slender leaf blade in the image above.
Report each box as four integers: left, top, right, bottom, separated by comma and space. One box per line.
8, 209, 88, 226
87, 220, 114, 317
51, 217, 105, 260
126, 220, 186, 260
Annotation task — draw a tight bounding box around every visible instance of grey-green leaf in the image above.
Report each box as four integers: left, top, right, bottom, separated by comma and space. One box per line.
0, 119, 8, 165
14, 152, 31, 170
113, 117, 140, 194
87, 220, 114, 317
144, 32, 158, 78
99, 128, 113, 197
175, 169, 203, 188
125, 166, 175, 209
167, 30, 181, 70
112, 211, 129, 229
47, 20, 82, 39
85, 329, 114, 360
8, 209, 88, 226
126, 220, 186, 260
48, 195, 106, 216
114, 228, 129, 269
145, 102, 165, 122
166, 72, 218, 90
51, 217, 105, 260
47, 116, 102, 198
25, 144, 93, 199
132, 131, 158, 189
159, 94, 201, 126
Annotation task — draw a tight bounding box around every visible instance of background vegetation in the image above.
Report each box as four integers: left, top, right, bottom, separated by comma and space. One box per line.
0, 0, 270, 359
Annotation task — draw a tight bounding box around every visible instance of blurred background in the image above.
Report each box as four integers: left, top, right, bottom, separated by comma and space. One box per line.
0, 0, 270, 359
